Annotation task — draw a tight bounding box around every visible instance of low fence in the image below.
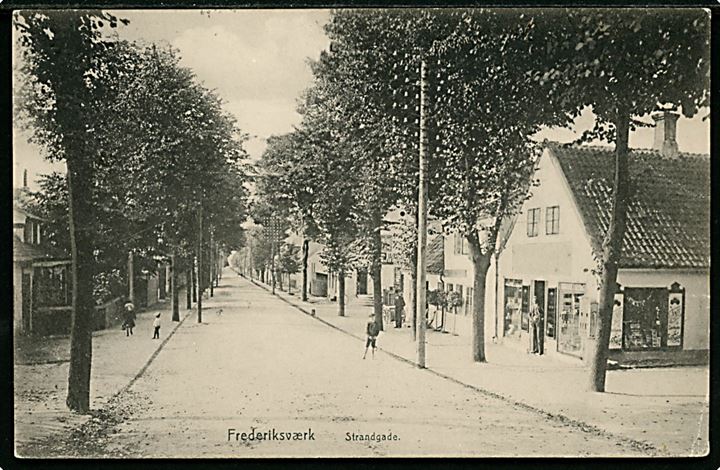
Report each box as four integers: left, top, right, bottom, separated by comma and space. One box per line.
32, 296, 125, 336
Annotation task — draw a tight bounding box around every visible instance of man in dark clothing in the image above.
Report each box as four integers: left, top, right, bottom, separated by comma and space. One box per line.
363, 314, 380, 359
394, 293, 405, 328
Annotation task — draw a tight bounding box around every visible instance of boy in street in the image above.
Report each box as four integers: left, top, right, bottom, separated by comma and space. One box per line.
363, 314, 380, 359
152, 313, 161, 339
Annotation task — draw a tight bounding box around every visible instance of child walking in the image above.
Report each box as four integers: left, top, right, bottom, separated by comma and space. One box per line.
363, 314, 380, 359
152, 313, 161, 339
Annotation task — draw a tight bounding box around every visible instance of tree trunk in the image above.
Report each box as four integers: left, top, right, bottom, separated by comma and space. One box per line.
338, 271, 346, 317
186, 268, 192, 309
158, 265, 166, 300
370, 208, 384, 331
301, 239, 309, 302
65, 156, 95, 413
191, 258, 197, 303
588, 108, 631, 393
197, 208, 203, 323
171, 251, 179, 322
467, 230, 492, 363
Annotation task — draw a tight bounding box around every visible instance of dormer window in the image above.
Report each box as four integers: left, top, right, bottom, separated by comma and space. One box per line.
527, 208, 540, 237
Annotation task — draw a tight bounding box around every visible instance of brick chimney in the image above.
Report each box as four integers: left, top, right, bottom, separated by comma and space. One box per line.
652, 111, 679, 157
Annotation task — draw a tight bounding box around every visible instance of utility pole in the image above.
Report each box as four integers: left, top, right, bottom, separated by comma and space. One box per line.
416, 58, 428, 369
197, 207, 203, 323
127, 250, 135, 305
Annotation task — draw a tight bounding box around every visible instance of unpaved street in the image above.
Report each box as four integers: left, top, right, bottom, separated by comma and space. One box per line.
82, 271, 649, 457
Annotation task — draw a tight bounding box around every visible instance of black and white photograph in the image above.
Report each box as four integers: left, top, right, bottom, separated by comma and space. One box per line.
9, 6, 711, 458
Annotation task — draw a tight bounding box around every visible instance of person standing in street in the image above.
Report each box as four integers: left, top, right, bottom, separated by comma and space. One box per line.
152, 313, 161, 339
363, 314, 380, 359
394, 292, 405, 328
123, 299, 136, 337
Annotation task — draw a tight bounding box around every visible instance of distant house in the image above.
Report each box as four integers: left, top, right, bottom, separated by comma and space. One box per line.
397, 230, 445, 327
13, 202, 72, 336
496, 111, 709, 363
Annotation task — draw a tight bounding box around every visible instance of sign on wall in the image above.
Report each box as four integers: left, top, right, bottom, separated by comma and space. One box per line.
546, 287, 556, 338
609, 293, 623, 350
667, 282, 684, 348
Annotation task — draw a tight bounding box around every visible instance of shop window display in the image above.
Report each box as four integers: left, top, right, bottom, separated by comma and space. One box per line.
623, 287, 669, 350
557, 282, 584, 356
503, 279, 522, 336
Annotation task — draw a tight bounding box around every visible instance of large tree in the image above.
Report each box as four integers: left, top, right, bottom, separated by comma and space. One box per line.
533, 9, 710, 391
304, 11, 423, 329
310, 9, 569, 361
16, 12, 249, 411
256, 133, 320, 301
15, 10, 135, 412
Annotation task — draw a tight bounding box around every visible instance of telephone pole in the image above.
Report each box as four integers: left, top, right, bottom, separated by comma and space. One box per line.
416, 58, 428, 369
197, 206, 203, 323
127, 250, 135, 305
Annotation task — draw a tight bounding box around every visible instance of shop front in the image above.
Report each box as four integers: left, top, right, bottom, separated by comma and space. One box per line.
611, 282, 685, 352
502, 277, 591, 359
557, 282, 585, 357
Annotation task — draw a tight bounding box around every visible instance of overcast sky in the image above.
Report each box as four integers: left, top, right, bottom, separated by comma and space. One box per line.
13, 9, 710, 189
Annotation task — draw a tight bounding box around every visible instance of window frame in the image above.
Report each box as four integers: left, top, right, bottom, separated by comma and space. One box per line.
527, 208, 540, 237
546, 205, 560, 235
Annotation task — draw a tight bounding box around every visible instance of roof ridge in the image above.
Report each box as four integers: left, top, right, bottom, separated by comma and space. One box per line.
549, 142, 708, 159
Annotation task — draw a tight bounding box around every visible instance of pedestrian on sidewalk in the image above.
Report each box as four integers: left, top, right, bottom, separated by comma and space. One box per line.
529, 302, 540, 354
122, 299, 136, 337
363, 314, 380, 360
535, 303, 544, 355
152, 313, 161, 339
394, 292, 405, 328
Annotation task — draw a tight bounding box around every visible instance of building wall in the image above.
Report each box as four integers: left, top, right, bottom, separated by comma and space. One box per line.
441, 230, 477, 338
13, 263, 23, 334
497, 148, 709, 358
146, 274, 159, 307
496, 148, 598, 356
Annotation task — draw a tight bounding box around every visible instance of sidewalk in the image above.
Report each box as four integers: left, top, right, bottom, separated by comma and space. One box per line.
251, 275, 709, 457
14, 296, 195, 454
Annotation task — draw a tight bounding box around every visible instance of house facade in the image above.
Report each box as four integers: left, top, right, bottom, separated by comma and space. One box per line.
438, 111, 709, 365
497, 112, 709, 363
13, 203, 72, 336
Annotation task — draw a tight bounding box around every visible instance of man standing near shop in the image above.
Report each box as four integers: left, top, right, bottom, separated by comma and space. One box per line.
530, 301, 544, 355
394, 291, 405, 328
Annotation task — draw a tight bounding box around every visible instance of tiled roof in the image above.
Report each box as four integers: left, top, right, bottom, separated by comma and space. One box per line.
427, 235, 444, 275
550, 144, 710, 269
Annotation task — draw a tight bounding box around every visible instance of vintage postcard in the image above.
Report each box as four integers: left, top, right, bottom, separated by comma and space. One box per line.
11, 7, 710, 458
